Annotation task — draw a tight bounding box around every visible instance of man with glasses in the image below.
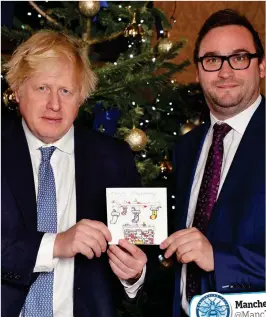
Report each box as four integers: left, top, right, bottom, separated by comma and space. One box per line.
159, 9, 265, 317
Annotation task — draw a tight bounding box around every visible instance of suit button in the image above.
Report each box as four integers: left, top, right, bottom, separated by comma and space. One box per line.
77, 288, 81, 291
14, 274, 21, 280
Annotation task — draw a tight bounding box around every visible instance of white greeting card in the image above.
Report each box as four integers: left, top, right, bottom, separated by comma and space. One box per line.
106, 188, 168, 245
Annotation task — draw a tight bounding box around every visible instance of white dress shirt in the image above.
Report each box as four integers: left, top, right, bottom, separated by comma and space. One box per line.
180, 95, 262, 315
20, 119, 144, 317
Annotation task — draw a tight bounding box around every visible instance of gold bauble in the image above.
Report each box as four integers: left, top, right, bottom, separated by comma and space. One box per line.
157, 38, 174, 54
3, 88, 16, 106
125, 128, 148, 151
124, 12, 145, 38
160, 157, 173, 174
158, 254, 173, 268
78, 1, 100, 17
180, 122, 196, 135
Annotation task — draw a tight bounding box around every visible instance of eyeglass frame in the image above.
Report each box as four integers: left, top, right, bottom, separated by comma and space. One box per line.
196, 52, 260, 72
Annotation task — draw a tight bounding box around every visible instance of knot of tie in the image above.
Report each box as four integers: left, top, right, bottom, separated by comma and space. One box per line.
213, 123, 232, 143
40, 146, 56, 162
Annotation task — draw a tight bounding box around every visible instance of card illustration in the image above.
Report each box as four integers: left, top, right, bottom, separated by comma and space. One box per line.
106, 188, 167, 245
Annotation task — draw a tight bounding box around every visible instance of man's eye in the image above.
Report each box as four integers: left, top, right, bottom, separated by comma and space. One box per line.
61, 88, 71, 95
234, 54, 248, 62
39, 86, 46, 91
205, 57, 220, 64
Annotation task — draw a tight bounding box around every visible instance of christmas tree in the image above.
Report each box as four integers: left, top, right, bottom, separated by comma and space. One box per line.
1, 1, 207, 188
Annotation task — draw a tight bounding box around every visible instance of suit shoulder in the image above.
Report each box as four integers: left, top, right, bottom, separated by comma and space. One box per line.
74, 124, 131, 153
174, 122, 209, 149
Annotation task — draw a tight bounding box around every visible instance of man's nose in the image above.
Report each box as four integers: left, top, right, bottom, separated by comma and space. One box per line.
218, 60, 234, 79
47, 91, 60, 111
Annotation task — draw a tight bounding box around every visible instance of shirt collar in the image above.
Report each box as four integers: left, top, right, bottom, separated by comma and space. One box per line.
22, 118, 74, 154
210, 94, 262, 135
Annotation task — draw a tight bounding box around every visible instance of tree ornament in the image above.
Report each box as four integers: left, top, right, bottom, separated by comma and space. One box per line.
180, 121, 196, 135
157, 30, 174, 54
125, 128, 148, 151
78, 1, 100, 17
3, 88, 16, 106
124, 12, 144, 38
158, 254, 173, 268
159, 156, 173, 174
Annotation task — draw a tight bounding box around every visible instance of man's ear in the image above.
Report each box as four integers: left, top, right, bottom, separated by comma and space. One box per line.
15, 89, 21, 103
259, 58, 265, 79
196, 68, 199, 83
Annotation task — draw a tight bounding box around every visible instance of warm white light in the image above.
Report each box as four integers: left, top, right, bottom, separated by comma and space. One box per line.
38, 14, 41, 18
140, 19, 144, 23
174, 20, 176, 23
172, 206, 175, 209
128, 45, 132, 48
119, 5, 122, 8
171, 195, 175, 199
140, 122, 144, 126
152, 57, 156, 62
152, 107, 156, 110
27, 12, 32, 16
147, 82, 149, 84
142, 154, 146, 158
169, 102, 172, 105
118, 17, 122, 21
114, 62, 117, 65
160, 30, 164, 34
132, 101, 136, 105
142, 39, 146, 42
167, 113, 170, 116
171, 80, 175, 83
170, 108, 174, 111
21, 25, 25, 29
130, 54, 134, 58
173, 132, 177, 135
145, 120, 149, 123
156, 98, 160, 102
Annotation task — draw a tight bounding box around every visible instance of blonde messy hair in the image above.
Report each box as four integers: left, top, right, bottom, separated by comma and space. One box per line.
4, 30, 97, 102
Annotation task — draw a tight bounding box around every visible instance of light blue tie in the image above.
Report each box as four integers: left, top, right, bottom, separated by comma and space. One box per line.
22, 146, 57, 317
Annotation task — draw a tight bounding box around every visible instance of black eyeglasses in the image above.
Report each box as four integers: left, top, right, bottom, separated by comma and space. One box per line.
197, 52, 259, 72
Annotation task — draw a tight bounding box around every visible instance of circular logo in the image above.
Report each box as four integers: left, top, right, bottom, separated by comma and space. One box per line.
196, 292, 231, 317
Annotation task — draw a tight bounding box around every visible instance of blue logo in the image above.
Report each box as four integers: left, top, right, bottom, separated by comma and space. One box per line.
195, 292, 231, 317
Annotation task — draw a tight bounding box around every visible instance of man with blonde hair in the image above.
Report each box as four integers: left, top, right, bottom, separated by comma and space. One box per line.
2, 30, 147, 317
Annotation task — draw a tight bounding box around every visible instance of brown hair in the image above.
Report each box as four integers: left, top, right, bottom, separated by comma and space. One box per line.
194, 9, 264, 65
4, 30, 97, 102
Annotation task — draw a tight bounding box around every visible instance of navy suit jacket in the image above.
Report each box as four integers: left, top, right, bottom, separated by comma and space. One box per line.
171, 96, 265, 316
1, 119, 141, 317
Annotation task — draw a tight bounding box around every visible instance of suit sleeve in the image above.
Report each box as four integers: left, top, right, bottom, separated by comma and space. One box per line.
1, 176, 44, 287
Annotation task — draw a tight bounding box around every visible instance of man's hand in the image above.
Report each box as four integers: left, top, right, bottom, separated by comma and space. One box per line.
53, 219, 111, 260
160, 227, 214, 272
107, 239, 147, 281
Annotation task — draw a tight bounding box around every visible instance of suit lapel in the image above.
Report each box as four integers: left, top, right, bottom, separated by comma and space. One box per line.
2, 120, 37, 229
209, 98, 265, 228
74, 126, 106, 223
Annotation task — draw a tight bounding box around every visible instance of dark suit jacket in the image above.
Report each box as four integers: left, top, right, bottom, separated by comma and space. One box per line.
1, 119, 141, 317
171, 96, 265, 316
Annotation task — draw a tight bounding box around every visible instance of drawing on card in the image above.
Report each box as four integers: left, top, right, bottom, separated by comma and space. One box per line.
106, 188, 167, 245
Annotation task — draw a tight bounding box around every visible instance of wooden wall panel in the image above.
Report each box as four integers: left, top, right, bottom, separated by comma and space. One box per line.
154, 1, 265, 93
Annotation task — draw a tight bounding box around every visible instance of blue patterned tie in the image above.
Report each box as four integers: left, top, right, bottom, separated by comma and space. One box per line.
22, 146, 57, 317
